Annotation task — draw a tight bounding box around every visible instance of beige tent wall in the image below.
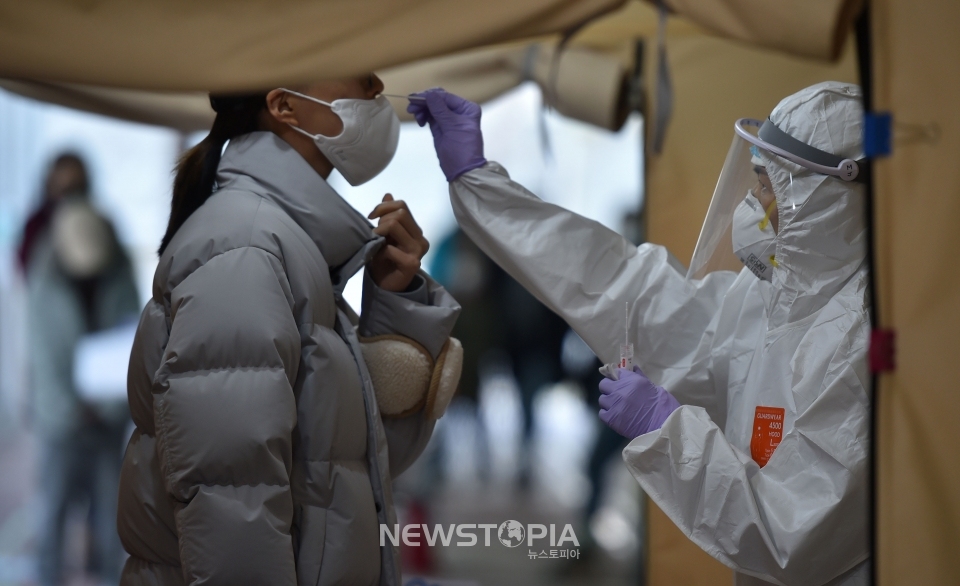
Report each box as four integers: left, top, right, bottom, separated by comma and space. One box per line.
662, 0, 862, 61
641, 17, 858, 585
646, 506, 728, 585
872, 0, 960, 583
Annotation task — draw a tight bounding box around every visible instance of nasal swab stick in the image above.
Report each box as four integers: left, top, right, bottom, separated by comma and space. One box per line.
381, 93, 427, 102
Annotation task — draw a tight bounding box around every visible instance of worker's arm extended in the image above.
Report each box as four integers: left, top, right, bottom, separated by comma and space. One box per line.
450, 162, 738, 402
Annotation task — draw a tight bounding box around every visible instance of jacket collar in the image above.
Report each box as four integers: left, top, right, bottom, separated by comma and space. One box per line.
216, 131, 378, 272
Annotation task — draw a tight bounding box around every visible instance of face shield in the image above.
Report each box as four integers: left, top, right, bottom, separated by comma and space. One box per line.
687, 118, 867, 281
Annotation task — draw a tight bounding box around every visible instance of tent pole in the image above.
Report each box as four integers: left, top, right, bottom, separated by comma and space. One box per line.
854, 4, 878, 586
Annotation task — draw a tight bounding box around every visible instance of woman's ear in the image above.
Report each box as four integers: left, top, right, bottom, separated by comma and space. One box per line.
265, 89, 299, 126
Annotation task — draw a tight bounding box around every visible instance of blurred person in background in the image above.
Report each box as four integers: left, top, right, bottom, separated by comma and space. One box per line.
18, 152, 141, 585
390, 228, 563, 576
431, 227, 566, 486
563, 208, 644, 567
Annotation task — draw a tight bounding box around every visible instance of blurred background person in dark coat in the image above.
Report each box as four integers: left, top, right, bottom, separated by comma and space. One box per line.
18, 152, 140, 586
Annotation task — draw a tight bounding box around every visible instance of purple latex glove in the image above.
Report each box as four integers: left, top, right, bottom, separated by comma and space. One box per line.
407, 88, 487, 181
598, 366, 680, 439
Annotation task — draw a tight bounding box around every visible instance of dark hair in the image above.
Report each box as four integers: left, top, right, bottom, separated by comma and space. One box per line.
158, 93, 267, 255
46, 152, 90, 198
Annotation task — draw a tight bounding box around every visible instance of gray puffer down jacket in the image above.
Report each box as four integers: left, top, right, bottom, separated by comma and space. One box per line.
117, 132, 460, 585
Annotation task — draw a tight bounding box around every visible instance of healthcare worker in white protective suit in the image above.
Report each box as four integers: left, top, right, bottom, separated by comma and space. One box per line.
408, 81, 869, 586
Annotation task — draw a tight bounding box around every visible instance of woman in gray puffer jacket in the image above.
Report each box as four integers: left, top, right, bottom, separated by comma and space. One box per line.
118, 75, 461, 585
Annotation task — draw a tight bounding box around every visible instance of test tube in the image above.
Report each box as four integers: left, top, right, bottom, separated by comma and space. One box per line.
620, 302, 634, 369
619, 343, 634, 370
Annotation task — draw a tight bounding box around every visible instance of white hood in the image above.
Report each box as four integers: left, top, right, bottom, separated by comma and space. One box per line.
763, 82, 867, 328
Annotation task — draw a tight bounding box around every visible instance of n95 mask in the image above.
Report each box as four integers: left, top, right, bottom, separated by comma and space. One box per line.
732, 192, 778, 281
282, 89, 400, 186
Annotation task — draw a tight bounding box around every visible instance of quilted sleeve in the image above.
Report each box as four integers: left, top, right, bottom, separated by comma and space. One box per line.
359, 269, 460, 360
359, 270, 461, 476
153, 246, 299, 586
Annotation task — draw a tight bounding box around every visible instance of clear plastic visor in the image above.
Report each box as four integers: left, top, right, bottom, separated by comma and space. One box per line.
687, 119, 779, 280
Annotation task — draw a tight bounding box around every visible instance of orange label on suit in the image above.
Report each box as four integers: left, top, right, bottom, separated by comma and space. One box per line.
750, 406, 785, 467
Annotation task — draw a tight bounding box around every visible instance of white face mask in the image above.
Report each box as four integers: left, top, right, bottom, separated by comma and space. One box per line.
281, 89, 400, 186
732, 192, 778, 281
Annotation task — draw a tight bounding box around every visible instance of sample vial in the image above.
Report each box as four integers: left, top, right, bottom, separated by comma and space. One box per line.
619, 302, 634, 370
619, 343, 634, 370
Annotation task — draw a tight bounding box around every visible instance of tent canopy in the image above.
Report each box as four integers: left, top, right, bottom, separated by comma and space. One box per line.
0, 0, 624, 92
0, 41, 634, 133
0, 0, 862, 134
0, 0, 859, 95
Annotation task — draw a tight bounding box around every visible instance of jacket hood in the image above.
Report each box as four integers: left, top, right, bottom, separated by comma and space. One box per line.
217, 131, 377, 271
762, 82, 867, 327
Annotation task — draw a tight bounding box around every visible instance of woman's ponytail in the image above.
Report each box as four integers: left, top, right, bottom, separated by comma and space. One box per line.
158, 93, 266, 255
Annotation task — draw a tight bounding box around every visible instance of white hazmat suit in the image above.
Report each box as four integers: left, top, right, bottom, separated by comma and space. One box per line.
449, 82, 869, 585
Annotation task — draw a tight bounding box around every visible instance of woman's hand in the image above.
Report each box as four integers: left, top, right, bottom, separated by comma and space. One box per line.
367, 194, 430, 292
